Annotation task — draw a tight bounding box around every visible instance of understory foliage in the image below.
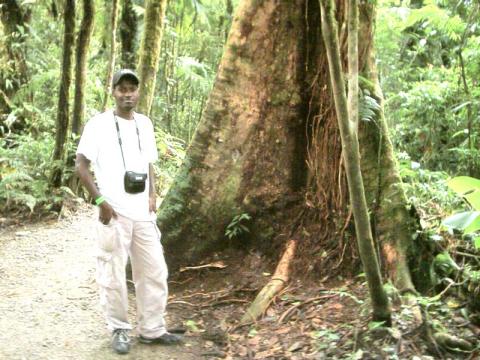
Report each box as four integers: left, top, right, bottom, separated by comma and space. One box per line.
0, 0, 479, 357
378, 1, 480, 355
0, 0, 230, 215
377, 0, 480, 176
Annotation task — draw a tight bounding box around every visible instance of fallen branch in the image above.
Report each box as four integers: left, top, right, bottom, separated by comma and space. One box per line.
433, 332, 474, 352
278, 294, 336, 323
240, 239, 297, 325
179, 261, 227, 272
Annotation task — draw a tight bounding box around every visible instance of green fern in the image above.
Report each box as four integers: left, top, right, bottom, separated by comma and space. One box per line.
359, 90, 381, 123
404, 2, 466, 41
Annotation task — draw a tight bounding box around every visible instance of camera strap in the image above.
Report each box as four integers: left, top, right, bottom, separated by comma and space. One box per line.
113, 112, 142, 170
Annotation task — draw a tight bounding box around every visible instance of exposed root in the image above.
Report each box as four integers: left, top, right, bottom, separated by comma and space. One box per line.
240, 239, 297, 325
433, 332, 474, 352
277, 293, 334, 323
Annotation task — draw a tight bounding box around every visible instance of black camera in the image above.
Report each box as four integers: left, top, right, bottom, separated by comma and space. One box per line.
124, 171, 147, 194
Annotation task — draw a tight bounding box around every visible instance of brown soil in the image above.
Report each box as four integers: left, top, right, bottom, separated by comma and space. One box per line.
1, 204, 479, 359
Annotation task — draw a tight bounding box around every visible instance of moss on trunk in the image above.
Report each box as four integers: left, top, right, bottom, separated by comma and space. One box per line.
120, 0, 138, 69
357, 3, 429, 293
72, 0, 95, 136
158, 0, 307, 267
51, 0, 75, 188
136, 0, 168, 117
159, 0, 423, 296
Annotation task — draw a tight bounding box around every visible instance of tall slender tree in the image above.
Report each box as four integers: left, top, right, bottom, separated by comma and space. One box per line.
102, 0, 119, 111
72, 0, 95, 136
120, 0, 138, 69
319, 0, 391, 323
136, 0, 168, 117
357, 3, 420, 294
51, 0, 76, 188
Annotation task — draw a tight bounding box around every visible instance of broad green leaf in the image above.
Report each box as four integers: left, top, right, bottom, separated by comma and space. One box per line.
465, 192, 480, 211
464, 215, 480, 234
474, 237, 480, 250
434, 251, 460, 272
447, 176, 480, 196
442, 211, 480, 233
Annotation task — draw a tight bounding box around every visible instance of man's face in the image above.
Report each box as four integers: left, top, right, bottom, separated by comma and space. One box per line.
112, 78, 139, 111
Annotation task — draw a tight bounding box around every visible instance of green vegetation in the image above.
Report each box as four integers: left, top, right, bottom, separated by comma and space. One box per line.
1, 0, 480, 357
0, 0, 232, 213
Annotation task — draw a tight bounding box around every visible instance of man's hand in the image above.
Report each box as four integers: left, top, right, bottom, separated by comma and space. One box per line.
99, 202, 117, 225
149, 194, 157, 213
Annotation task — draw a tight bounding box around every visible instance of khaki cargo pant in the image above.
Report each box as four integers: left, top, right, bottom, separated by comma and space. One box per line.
95, 213, 168, 338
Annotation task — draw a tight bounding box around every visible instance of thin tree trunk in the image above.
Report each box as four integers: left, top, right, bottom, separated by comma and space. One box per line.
357, 3, 421, 294
136, 0, 168, 116
72, 0, 94, 136
50, 0, 58, 19
102, 0, 119, 111
319, 0, 390, 323
120, 0, 138, 69
51, 0, 76, 188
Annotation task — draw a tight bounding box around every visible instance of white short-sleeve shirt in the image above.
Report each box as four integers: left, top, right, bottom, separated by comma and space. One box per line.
76, 110, 158, 221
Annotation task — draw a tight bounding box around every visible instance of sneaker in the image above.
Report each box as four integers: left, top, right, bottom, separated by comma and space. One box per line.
138, 332, 183, 345
112, 329, 131, 354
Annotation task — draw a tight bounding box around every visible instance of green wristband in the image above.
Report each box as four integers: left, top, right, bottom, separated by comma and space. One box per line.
95, 196, 106, 206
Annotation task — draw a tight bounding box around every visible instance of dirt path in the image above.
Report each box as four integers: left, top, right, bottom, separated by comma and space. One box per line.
0, 205, 202, 360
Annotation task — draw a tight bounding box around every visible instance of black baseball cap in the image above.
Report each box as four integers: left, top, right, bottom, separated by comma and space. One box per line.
112, 69, 139, 87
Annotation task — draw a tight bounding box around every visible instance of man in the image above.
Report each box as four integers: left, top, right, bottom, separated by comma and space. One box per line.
75, 69, 182, 354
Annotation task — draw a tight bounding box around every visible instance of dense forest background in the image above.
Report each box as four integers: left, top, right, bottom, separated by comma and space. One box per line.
1, 0, 478, 219
1, 0, 480, 357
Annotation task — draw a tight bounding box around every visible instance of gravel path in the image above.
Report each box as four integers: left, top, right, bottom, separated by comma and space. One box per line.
0, 205, 202, 360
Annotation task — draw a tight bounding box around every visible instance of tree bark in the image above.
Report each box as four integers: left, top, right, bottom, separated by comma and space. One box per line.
158, 0, 308, 266
319, 0, 391, 323
356, 3, 424, 294
102, 0, 119, 111
158, 0, 419, 299
136, 0, 168, 117
51, 0, 76, 188
120, 0, 138, 69
72, 0, 95, 136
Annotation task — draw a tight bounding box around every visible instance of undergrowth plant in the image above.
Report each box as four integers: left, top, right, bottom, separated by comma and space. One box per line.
0, 135, 58, 213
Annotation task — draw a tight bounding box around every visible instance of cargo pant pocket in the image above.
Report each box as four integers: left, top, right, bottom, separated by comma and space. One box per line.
96, 220, 118, 289
96, 218, 117, 252
96, 250, 117, 289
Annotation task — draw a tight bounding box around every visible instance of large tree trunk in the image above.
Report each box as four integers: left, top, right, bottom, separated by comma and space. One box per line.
120, 0, 138, 69
102, 0, 119, 111
136, 0, 168, 117
158, 0, 308, 266
0, 0, 31, 132
158, 0, 420, 294
72, 0, 94, 136
51, 0, 76, 188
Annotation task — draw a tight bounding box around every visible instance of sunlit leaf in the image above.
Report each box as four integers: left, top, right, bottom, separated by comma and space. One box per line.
447, 176, 480, 196
442, 211, 480, 233
474, 237, 480, 250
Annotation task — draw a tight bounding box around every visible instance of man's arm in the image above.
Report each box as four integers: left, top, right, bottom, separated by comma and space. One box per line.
75, 153, 116, 224
149, 163, 156, 213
